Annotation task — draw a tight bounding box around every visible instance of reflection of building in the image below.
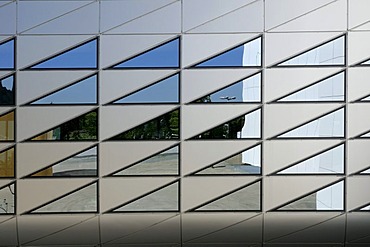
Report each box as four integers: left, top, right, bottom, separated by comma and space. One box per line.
1, 1, 370, 246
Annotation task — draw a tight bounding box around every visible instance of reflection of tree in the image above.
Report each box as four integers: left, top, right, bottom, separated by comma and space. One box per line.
57, 111, 97, 140
197, 115, 245, 139
114, 110, 179, 140
0, 80, 13, 105
0, 148, 14, 177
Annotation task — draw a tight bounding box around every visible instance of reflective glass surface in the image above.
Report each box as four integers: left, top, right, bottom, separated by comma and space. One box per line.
114, 146, 178, 176
279, 108, 344, 138
32, 146, 97, 177
0, 184, 15, 214
110, 109, 179, 140
113, 74, 179, 104
279, 36, 345, 66
360, 205, 370, 211
31, 75, 97, 105
361, 131, 370, 138
0, 147, 14, 177
360, 168, 370, 174
0, 111, 14, 141
278, 145, 344, 174
361, 95, 370, 101
278, 181, 344, 211
31, 39, 97, 69
278, 72, 344, 102
361, 59, 370, 65
114, 38, 179, 68
195, 181, 260, 211
0, 39, 14, 69
194, 73, 261, 103
193, 109, 261, 139
196, 144, 261, 175
113, 182, 178, 212
195, 37, 261, 67
31, 183, 97, 213
0, 75, 14, 105
31, 110, 97, 141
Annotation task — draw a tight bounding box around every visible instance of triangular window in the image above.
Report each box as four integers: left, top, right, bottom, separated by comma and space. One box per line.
28, 146, 97, 177
112, 38, 179, 69
0, 183, 15, 214
192, 181, 261, 212
29, 182, 97, 213
360, 168, 370, 174
191, 108, 261, 139
0, 74, 15, 105
109, 109, 179, 140
276, 144, 344, 174
0, 110, 15, 141
111, 181, 179, 212
357, 58, 370, 66
191, 72, 261, 103
112, 74, 179, 104
276, 71, 345, 102
194, 36, 261, 68
277, 36, 345, 66
0, 146, 14, 177
193, 144, 261, 175
277, 108, 344, 138
29, 110, 97, 141
0, 38, 14, 70
358, 204, 370, 211
112, 145, 179, 176
359, 95, 370, 102
28, 39, 97, 69
359, 131, 370, 138
29, 74, 97, 105
275, 180, 344, 211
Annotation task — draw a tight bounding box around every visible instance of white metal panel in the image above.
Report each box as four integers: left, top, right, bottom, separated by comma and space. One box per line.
182, 140, 259, 175
265, 32, 342, 67
24, 2, 99, 35
0, 2, 16, 34
100, 34, 175, 68
182, 69, 259, 103
348, 104, 370, 138
347, 140, 370, 174
347, 177, 370, 211
348, 0, 370, 29
100, 105, 178, 140
0, 107, 13, 116
0, 217, 18, 246
17, 143, 94, 178
348, 32, 370, 66
17, 71, 93, 105
106, 1, 181, 34
99, 141, 178, 176
264, 104, 342, 138
100, 0, 175, 33
17, 179, 95, 214
346, 214, 370, 243
189, 0, 263, 33
182, 104, 260, 140
348, 68, 370, 102
17, 35, 92, 69
100, 70, 177, 104
271, 0, 346, 32
182, 33, 259, 68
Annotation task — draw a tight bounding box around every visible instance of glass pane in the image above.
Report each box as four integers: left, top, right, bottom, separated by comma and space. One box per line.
360, 168, 370, 174
31, 75, 97, 105
279, 36, 345, 66
113, 38, 179, 68
113, 182, 178, 212
31, 146, 97, 177
193, 73, 261, 103
0, 184, 15, 214
113, 74, 179, 104
31, 183, 97, 213
192, 109, 261, 139
361, 131, 370, 138
360, 205, 370, 211
361, 95, 370, 101
278, 145, 344, 174
195, 181, 260, 211
361, 59, 370, 65
196, 144, 261, 175
0, 75, 15, 105
114, 146, 178, 176
195, 37, 261, 67
31, 39, 97, 69
110, 109, 179, 140
278, 72, 344, 102
31, 110, 97, 141
278, 181, 344, 211
0, 111, 14, 141
0, 39, 14, 69
0, 147, 14, 177
279, 108, 344, 138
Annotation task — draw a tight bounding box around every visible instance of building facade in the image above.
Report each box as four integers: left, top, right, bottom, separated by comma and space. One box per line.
1, 0, 370, 246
